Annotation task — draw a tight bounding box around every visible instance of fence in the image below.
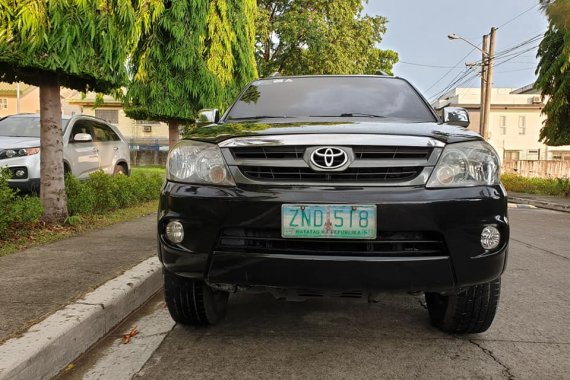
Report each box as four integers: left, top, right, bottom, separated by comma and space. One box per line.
130, 150, 168, 167
502, 160, 570, 178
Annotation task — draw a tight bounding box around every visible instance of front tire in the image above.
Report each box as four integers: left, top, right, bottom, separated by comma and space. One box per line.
164, 270, 229, 326
425, 278, 501, 334
113, 164, 127, 176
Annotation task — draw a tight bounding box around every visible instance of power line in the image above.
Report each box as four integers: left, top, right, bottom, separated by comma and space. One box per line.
398, 61, 459, 69
428, 67, 479, 101
493, 33, 543, 59
494, 67, 536, 74
424, 47, 478, 94
493, 45, 541, 68
497, 3, 540, 29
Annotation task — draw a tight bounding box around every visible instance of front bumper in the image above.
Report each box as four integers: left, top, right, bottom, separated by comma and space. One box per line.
158, 182, 509, 293
1, 155, 41, 192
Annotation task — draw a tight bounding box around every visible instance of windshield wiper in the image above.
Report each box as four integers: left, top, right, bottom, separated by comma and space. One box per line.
310, 113, 386, 118
227, 115, 292, 121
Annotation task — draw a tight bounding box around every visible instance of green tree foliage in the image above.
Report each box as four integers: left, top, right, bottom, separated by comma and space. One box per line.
0, 0, 161, 92
0, 0, 162, 223
536, 0, 570, 145
255, 0, 398, 77
124, 0, 258, 146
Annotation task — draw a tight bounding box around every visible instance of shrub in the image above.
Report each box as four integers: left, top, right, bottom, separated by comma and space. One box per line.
501, 173, 570, 197
65, 170, 164, 216
0, 170, 43, 239
65, 174, 97, 215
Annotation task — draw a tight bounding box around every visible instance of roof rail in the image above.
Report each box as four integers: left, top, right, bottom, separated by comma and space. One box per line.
375, 70, 391, 76
268, 72, 282, 78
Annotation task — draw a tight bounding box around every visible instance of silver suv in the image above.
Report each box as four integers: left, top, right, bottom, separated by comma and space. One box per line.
0, 114, 130, 191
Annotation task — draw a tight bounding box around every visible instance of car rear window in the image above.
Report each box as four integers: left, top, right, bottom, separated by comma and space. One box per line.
0, 116, 70, 137
226, 77, 436, 122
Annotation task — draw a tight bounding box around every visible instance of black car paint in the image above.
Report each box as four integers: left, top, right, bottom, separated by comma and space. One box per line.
186, 120, 482, 145
158, 118, 509, 293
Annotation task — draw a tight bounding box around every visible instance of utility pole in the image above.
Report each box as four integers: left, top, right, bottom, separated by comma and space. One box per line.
16, 82, 21, 114
479, 34, 489, 135
481, 27, 496, 140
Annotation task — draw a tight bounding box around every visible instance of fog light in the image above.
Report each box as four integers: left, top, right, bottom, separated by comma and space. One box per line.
481, 226, 500, 250
166, 221, 184, 243
15, 169, 26, 178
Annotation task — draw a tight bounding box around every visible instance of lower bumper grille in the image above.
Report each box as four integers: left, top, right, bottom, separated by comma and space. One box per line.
216, 228, 447, 257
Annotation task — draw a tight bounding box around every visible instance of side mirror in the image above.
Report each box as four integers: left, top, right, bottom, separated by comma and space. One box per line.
196, 109, 220, 126
73, 133, 93, 142
443, 107, 470, 128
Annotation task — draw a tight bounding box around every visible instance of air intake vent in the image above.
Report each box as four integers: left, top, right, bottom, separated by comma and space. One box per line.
216, 228, 447, 257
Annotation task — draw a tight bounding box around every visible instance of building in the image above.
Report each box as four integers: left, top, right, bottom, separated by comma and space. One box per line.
0, 83, 40, 116
433, 86, 570, 161
0, 82, 170, 150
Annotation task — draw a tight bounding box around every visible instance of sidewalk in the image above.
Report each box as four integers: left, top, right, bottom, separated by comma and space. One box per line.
0, 214, 157, 344
508, 192, 570, 213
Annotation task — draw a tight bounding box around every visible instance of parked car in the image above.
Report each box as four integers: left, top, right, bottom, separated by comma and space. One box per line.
0, 113, 130, 191
158, 75, 509, 334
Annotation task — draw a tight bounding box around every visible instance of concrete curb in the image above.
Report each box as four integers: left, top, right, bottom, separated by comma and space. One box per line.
509, 197, 570, 213
0, 257, 162, 380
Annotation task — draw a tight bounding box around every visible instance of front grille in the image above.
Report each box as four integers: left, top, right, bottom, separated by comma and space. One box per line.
226, 144, 437, 185
353, 146, 432, 160
232, 146, 305, 159
240, 166, 421, 182
216, 228, 447, 257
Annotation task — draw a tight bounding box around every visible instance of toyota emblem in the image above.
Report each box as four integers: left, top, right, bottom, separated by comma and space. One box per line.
310, 147, 349, 169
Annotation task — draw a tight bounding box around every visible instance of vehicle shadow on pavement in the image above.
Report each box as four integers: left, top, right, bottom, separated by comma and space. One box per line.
137, 293, 513, 379
182, 292, 445, 340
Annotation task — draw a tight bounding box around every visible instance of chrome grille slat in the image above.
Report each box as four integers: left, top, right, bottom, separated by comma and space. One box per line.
218, 134, 444, 186
232, 146, 305, 160
240, 166, 422, 182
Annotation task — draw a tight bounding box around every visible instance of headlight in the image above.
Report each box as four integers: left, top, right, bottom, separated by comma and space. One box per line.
167, 140, 235, 186
427, 141, 500, 188
0, 147, 40, 160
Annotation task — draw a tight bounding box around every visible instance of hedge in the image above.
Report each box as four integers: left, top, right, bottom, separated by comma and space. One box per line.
0, 169, 164, 239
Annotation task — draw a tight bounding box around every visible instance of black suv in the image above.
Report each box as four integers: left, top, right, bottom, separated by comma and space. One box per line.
158, 75, 508, 334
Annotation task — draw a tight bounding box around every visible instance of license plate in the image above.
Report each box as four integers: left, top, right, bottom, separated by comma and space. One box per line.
281, 204, 377, 239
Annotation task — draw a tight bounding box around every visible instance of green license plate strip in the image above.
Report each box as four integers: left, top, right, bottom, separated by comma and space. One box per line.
281, 204, 377, 239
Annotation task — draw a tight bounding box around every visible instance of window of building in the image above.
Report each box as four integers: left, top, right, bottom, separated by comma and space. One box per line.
95, 109, 119, 124
504, 150, 520, 161
499, 116, 507, 135
0, 98, 7, 109
527, 149, 539, 160
136, 119, 160, 125
518, 116, 526, 135
551, 151, 570, 161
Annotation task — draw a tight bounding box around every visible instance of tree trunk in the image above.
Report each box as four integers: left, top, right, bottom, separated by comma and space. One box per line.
39, 76, 68, 224
168, 121, 180, 149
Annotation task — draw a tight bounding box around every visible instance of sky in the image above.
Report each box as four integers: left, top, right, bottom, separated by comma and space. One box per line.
364, 0, 549, 101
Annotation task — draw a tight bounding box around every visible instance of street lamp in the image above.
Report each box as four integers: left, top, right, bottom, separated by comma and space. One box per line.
447, 29, 497, 140
447, 34, 487, 56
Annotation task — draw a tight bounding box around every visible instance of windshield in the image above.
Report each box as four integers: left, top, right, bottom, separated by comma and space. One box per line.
226, 77, 436, 122
0, 116, 70, 137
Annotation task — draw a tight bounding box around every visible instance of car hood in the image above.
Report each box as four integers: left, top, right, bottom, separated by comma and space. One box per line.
0, 136, 41, 149
186, 121, 482, 144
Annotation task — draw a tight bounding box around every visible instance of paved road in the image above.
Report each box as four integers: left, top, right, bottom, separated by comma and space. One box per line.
60, 207, 570, 380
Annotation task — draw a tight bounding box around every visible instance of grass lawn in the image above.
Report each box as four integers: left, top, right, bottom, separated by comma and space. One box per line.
0, 200, 158, 257
132, 166, 166, 175
0, 166, 165, 258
